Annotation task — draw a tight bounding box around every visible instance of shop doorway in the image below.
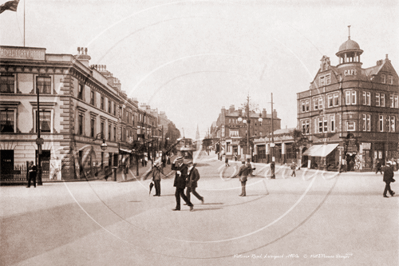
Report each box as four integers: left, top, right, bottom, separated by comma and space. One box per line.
346, 154, 356, 171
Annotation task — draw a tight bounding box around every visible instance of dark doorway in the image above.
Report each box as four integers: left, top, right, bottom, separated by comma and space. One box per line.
0, 150, 14, 176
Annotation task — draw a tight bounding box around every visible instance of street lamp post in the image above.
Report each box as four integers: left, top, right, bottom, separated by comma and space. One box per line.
237, 95, 263, 162
270, 93, 275, 179
36, 85, 43, 185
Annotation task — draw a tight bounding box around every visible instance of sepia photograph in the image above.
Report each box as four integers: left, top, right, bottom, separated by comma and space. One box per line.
0, 0, 398, 265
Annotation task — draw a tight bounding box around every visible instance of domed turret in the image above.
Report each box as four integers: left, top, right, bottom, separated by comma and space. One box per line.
336, 26, 363, 66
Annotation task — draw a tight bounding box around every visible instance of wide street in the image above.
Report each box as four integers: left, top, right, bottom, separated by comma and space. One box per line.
1, 151, 398, 266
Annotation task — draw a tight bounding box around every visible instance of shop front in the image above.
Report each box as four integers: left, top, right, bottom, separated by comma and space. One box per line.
302, 143, 339, 171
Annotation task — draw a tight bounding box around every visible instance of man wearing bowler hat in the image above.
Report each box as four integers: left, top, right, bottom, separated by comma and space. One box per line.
171, 157, 194, 211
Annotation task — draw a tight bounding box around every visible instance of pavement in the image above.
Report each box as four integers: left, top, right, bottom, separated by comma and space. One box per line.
1, 151, 398, 266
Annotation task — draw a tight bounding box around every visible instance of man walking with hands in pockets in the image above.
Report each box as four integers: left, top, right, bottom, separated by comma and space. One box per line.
186, 161, 204, 204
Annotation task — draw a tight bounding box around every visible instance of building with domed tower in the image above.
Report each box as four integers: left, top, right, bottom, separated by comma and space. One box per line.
297, 27, 399, 172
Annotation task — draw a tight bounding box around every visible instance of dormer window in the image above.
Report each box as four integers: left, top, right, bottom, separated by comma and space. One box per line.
319, 74, 331, 87
381, 74, 386, 84
388, 75, 393, 84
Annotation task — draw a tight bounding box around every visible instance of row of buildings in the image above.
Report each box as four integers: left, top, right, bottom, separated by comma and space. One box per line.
0, 45, 180, 182
210, 31, 399, 171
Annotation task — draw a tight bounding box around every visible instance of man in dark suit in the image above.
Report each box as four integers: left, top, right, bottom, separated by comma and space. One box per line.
383, 163, 395, 198
171, 157, 193, 211
186, 161, 204, 204
27, 164, 37, 188
237, 160, 250, 196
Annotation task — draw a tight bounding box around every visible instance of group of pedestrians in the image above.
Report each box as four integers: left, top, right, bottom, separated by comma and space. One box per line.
148, 156, 204, 211
171, 157, 204, 211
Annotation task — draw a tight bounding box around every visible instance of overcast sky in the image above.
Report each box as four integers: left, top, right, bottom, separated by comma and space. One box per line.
1, 0, 398, 139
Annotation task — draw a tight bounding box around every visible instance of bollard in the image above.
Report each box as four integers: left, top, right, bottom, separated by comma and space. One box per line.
271, 162, 275, 179
113, 167, 117, 181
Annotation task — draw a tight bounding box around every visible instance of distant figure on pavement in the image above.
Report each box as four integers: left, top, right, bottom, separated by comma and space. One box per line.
27, 164, 37, 188
291, 162, 297, 177
186, 161, 204, 204
171, 157, 193, 211
246, 159, 255, 177
383, 163, 395, 198
270, 161, 276, 179
237, 160, 250, 196
376, 160, 383, 174
152, 160, 162, 196
225, 156, 229, 167
144, 156, 148, 167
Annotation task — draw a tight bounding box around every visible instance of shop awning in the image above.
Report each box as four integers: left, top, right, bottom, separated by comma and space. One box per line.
303, 144, 338, 157
303, 145, 321, 156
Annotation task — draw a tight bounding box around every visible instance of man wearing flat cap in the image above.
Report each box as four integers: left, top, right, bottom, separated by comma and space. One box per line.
186, 161, 204, 204
171, 157, 194, 211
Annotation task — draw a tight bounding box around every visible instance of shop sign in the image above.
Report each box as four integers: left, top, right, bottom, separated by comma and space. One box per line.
344, 69, 357, 76
0, 46, 45, 60
347, 139, 357, 153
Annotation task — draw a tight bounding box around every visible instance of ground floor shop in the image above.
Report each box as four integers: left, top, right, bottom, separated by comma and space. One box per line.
301, 140, 398, 172
0, 136, 120, 184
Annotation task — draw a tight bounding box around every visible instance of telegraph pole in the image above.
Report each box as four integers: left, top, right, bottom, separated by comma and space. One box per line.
246, 95, 250, 160
270, 93, 275, 178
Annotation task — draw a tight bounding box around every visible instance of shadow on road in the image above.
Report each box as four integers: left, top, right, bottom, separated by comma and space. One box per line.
191, 207, 223, 212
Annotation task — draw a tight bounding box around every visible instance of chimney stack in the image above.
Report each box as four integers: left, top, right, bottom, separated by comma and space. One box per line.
75, 47, 91, 67
262, 108, 267, 118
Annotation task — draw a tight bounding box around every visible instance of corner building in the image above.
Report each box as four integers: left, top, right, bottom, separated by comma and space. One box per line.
0, 46, 125, 182
297, 34, 399, 171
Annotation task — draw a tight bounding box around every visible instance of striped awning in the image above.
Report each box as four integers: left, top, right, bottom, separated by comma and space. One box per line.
303, 144, 338, 157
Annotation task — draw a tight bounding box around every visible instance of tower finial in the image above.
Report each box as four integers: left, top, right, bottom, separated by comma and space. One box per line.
348, 25, 351, 40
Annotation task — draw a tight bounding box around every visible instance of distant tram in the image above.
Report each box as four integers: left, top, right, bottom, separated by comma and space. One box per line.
176, 137, 196, 159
